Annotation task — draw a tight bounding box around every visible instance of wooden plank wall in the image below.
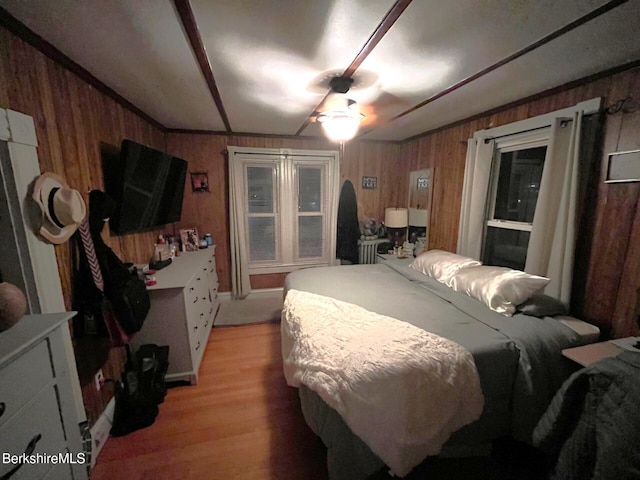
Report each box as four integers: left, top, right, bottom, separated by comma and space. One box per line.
402, 67, 640, 339
165, 134, 405, 292
0, 27, 167, 423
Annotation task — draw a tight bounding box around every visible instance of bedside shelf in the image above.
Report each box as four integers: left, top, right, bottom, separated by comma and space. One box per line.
376, 253, 414, 265
562, 341, 624, 367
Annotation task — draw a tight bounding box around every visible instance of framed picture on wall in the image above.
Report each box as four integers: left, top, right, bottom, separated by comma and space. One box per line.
180, 228, 199, 252
417, 177, 430, 189
190, 171, 210, 192
605, 149, 640, 183
362, 176, 377, 189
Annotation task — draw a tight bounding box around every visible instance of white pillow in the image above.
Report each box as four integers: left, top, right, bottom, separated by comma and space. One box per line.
409, 250, 481, 284
448, 265, 550, 316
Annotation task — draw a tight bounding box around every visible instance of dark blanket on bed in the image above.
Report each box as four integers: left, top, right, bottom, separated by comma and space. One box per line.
533, 351, 640, 480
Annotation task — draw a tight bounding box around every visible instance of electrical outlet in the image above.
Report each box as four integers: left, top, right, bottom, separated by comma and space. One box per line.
94, 369, 104, 391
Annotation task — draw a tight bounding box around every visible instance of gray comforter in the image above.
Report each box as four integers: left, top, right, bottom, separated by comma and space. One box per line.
533, 351, 640, 480
284, 262, 588, 478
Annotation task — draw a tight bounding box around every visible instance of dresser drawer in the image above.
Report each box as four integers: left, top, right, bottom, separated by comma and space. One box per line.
0, 386, 69, 480
190, 311, 206, 344
0, 340, 54, 428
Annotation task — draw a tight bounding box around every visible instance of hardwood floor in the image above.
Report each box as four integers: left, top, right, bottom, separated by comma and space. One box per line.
91, 323, 328, 480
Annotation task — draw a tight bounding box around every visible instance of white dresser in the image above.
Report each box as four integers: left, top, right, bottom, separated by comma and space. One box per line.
0, 313, 88, 480
130, 247, 220, 384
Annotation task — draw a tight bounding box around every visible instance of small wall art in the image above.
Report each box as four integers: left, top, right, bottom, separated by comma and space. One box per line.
190, 171, 210, 193
417, 176, 430, 189
362, 176, 377, 190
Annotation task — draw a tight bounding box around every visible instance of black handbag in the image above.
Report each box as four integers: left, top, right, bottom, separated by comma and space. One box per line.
95, 241, 151, 335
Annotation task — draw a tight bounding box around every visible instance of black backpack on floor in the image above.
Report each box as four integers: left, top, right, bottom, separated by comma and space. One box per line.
109, 344, 169, 437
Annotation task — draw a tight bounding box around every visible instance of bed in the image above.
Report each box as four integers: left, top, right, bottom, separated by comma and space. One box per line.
281, 256, 600, 479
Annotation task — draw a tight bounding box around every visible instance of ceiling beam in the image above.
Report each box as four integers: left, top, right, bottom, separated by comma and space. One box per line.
295, 0, 413, 136
360, 0, 630, 138
342, 0, 413, 78
174, 0, 232, 133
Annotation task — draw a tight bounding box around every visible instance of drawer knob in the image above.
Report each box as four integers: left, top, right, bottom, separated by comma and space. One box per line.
2, 433, 42, 479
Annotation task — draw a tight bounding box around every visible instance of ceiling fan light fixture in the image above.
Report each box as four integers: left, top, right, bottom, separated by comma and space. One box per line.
319, 111, 363, 142
317, 92, 364, 142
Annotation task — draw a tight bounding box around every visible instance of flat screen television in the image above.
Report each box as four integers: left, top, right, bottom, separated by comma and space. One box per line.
106, 140, 188, 235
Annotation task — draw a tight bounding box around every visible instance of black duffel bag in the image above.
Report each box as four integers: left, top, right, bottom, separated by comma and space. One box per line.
108, 344, 169, 437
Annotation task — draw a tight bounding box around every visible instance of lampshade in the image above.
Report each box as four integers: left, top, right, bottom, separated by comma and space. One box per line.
385, 207, 408, 228
409, 208, 428, 227
317, 93, 364, 142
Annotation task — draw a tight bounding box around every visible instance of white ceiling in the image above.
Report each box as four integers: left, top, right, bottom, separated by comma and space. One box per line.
2, 0, 640, 141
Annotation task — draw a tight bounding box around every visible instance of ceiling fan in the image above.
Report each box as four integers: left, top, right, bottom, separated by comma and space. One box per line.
312, 76, 365, 142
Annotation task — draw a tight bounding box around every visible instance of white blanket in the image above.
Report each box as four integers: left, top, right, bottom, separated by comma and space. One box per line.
281, 289, 484, 477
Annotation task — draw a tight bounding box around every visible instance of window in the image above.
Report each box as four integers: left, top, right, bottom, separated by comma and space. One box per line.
246, 164, 277, 262
458, 98, 601, 303
230, 147, 340, 274
482, 130, 549, 270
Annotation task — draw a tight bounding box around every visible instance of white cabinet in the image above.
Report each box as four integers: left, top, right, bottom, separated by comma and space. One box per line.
0, 313, 88, 480
130, 248, 220, 384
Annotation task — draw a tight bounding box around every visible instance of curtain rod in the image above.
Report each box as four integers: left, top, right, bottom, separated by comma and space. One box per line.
482, 117, 582, 144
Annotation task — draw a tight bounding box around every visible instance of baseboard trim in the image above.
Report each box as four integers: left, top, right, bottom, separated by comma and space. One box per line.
218, 288, 283, 301
89, 396, 115, 468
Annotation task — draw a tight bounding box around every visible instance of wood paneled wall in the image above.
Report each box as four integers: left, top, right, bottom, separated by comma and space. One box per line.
0, 27, 167, 423
165, 134, 405, 292
403, 67, 640, 339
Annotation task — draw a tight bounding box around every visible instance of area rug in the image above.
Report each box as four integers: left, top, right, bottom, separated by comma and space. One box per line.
214, 295, 283, 326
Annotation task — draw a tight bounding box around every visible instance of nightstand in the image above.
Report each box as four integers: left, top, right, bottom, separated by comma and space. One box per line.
562, 341, 623, 367
376, 253, 414, 265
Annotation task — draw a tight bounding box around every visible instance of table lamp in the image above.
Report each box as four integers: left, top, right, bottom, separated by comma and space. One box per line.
385, 207, 408, 246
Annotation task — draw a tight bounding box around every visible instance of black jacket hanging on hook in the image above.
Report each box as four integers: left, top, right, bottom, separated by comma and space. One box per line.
336, 180, 360, 265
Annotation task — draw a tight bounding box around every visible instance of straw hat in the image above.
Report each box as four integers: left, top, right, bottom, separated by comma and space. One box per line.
32, 172, 86, 244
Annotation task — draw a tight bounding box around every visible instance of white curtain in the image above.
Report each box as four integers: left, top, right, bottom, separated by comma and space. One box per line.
525, 112, 583, 305
457, 137, 495, 259
458, 112, 584, 305
228, 153, 251, 299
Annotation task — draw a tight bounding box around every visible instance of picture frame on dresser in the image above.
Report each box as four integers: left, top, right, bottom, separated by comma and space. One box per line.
180, 228, 199, 252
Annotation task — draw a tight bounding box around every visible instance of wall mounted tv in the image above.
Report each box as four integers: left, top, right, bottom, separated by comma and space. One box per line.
106, 140, 188, 235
